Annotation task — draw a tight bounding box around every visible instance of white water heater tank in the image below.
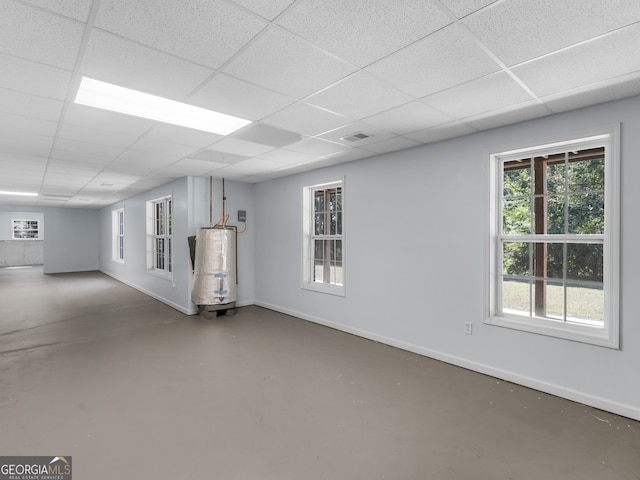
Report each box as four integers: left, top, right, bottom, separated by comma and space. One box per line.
191, 227, 237, 305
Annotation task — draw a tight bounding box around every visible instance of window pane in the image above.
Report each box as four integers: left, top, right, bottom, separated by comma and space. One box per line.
314, 192, 324, 215
566, 243, 603, 283
546, 162, 566, 195
546, 195, 566, 234
502, 278, 530, 316
568, 192, 604, 234
566, 282, 604, 325
568, 155, 604, 192
314, 213, 325, 236
502, 198, 531, 235
503, 160, 531, 197
532, 242, 564, 281
503, 242, 530, 277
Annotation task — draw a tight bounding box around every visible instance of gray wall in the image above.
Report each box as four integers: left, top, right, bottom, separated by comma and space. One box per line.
253, 95, 640, 421
98, 177, 255, 314
0, 206, 97, 272
0, 209, 44, 266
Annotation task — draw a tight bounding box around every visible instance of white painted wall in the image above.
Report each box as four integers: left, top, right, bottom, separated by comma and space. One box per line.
99, 176, 255, 314
43, 208, 99, 273
0, 208, 44, 266
253, 95, 640, 421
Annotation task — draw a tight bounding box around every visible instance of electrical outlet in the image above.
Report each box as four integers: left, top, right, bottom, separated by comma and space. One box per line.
464, 322, 472, 335
238, 210, 246, 222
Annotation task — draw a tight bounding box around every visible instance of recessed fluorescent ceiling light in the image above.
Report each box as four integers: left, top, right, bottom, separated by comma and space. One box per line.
74, 77, 251, 135
0, 191, 38, 196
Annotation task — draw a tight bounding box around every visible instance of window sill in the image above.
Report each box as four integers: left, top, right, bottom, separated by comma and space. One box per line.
486, 313, 618, 349
146, 269, 173, 281
301, 282, 345, 297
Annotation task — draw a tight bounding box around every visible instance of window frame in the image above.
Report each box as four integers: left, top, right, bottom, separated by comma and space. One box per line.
146, 195, 173, 279
112, 208, 125, 263
302, 179, 345, 296
486, 125, 620, 348
11, 219, 40, 240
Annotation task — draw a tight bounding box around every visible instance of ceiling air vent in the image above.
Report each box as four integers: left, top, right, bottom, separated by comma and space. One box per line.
340, 132, 373, 142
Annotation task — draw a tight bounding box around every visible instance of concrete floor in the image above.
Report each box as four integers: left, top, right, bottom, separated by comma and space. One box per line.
1, 267, 639, 480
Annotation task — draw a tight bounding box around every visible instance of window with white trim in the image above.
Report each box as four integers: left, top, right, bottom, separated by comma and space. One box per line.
302, 180, 344, 296
112, 208, 125, 263
487, 127, 619, 348
146, 196, 172, 277
12, 219, 40, 239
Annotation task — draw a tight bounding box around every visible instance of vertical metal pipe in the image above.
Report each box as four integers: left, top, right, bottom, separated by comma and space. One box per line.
222, 177, 226, 220
209, 176, 213, 227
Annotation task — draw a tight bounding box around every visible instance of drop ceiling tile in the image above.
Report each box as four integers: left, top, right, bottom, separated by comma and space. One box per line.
367, 24, 500, 98
149, 158, 227, 177
422, 72, 533, 119
306, 71, 413, 120
63, 104, 155, 136
360, 136, 422, 155
363, 101, 453, 135
230, 0, 295, 20
513, 23, 640, 97
0, 1, 84, 69
207, 137, 275, 157
463, 0, 640, 66
257, 148, 320, 165
0, 134, 54, 157
58, 123, 139, 149
81, 30, 214, 99
439, 0, 498, 18
108, 151, 181, 175
463, 100, 550, 131
284, 138, 346, 157
264, 102, 351, 136
142, 124, 223, 149
0, 112, 58, 137
191, 150, 249, 165
322, 148, 373, 164
95, 0, 267, 69
276, 0, 452, 67
542, 73, 640, 113
406, 121, 477, 145
0, 91, 63, 122
188, 73, 295, 121
317, 122, 395, 147
129, 137, 198, 157
0, 53, 71, 100
22, 0, 93, 21
52, 138, 125, 163
224, 27, 357, 99
233, 123, 302, 148
222, 157, 286, 173
46, 158, 104, 175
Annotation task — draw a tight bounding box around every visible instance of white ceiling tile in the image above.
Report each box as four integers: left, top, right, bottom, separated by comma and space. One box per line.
360, 136, 422, 155
222, 157, 286, 173
306, 71, 413, 119
207, 138, 275, 157
22, 0, 93, 22
0, 91, 63, 122
463, 0, 640, 66
264, 102, 351, 136
322, 148, 373, 164
367, 24, 500, 98
542, 74, 640, 113
95, 0, 267, 69
142, 124, 222, 149
513, 23, 640, 97
405, 121, 477, 144
284, 138, 346, 157
0, 135, 54, 157
58, 123, 139, 149
81, 30, 214, 99
233, 124, 302, 148
108, 152, 180, 175
0, 1, 84, 69
63, 104, 155, 136
230, 0, 295, 20
257, 149, 320, 165
224, 27, 357, 98
276, 0, 452, 67
190, 150, 249, 165
0, 53, 71, 100
317, 122, 395, 147
422, 72, 533, 119
129, 137, 198, 157
363, 101, 453, 135
46, 158, 103, 176
52, 138, 125, 162
439, 0, 498, 18
0, 112, 58, 137
463, 100, 550, 131
188, 73, 295, 121
148, 158, 227, 177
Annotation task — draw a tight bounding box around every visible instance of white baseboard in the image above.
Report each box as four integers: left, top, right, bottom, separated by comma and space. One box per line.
255, 301, 640, 422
